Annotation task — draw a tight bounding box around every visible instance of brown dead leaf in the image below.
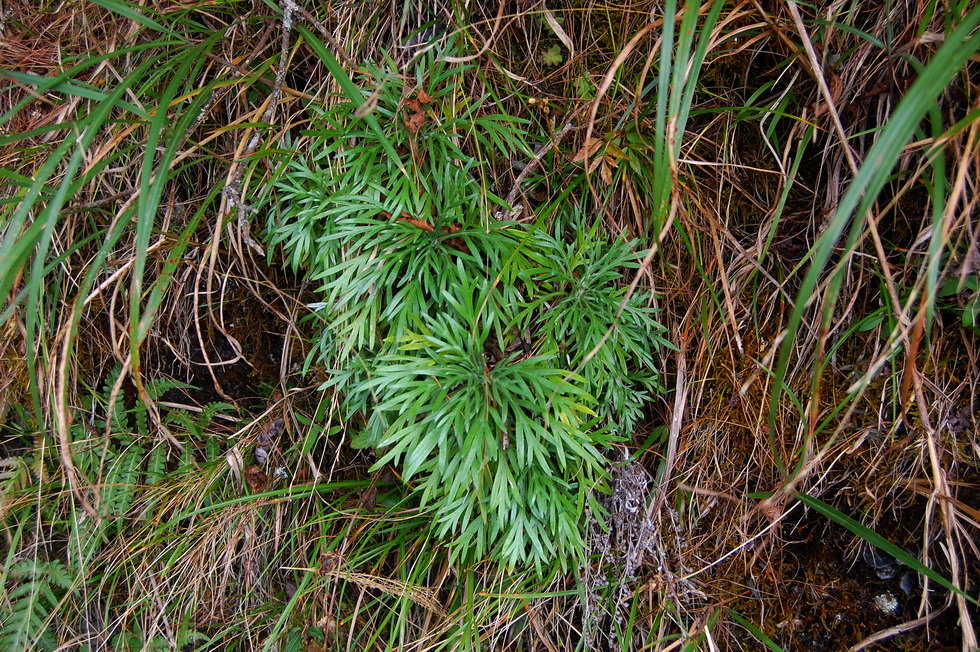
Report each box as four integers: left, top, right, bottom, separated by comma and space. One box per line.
398, 216, 434, 232
404, 92, 434, 133
397, 216, 468, 252
600, 161, 613, 185
571, 137, 604, 163
405, 110, 427, 133
246, 465, 269, 492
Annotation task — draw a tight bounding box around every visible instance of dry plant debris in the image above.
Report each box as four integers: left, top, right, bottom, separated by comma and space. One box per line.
1, 0, 979, 650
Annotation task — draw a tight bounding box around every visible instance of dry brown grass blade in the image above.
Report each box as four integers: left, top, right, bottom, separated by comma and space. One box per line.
439, 0, 507, 63
848, 607, 947, 652
585, 19, 662, 187
4, 0, 979, 648
648, 331, 687, 521
913, 381, 978, 649
55, 317, 99, 519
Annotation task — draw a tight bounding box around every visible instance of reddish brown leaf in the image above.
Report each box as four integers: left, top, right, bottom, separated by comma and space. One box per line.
398, 216, 434, 232
600, 161, 613, 185
397, 216, 468, 252
405, 111, 427, 133
246, 465, 269, 491
445, 236, 468, 252
571, 137, 604, 163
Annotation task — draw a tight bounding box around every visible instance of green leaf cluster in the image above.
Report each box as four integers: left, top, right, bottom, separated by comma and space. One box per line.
0, 559, 73, 651
519, 228, 669, 434
265, 44, 669, 571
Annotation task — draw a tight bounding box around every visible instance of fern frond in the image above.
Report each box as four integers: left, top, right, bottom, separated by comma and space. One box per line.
0, 559, 72, 652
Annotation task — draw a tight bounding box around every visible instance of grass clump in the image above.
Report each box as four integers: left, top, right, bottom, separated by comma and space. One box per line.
0, 369, 231, 650
265, 42, 669, 571
4, 0, 980, 648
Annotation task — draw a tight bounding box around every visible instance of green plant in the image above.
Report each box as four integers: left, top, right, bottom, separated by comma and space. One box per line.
0, 367, 237, 650
938, 273, 980, 333
266, 42, 669, 571
0, 559, 73, 651
354, 272, 611, 569
518, 226, 667, 434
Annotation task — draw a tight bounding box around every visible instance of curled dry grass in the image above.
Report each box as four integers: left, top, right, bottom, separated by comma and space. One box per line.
1, 0, 979, 650
666, 2, 980, 649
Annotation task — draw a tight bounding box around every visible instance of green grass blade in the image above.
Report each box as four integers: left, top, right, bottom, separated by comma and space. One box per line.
797, 491, 979, 607
129, 40, 219, 356
1, 70, 153, 120
676, 0, 724, 140
723, 608, 784, 651
296, 24, 408, 178
768, 6, 980, 474
91, 0, 181, 38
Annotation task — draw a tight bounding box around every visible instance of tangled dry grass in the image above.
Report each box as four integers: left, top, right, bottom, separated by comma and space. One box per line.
1, 0, 979, 650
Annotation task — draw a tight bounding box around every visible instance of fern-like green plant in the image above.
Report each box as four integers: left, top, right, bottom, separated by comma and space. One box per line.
519, 228, 670, 434
352, 272, 612, 569
0, 367, 239, 651
270, 43, 531, 371
0, 559, 73, 652
265, 40, 670, 571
